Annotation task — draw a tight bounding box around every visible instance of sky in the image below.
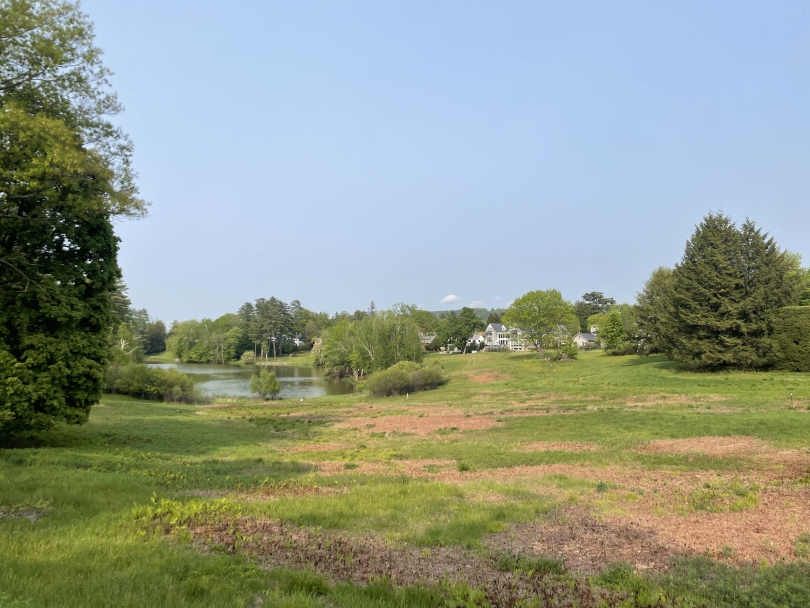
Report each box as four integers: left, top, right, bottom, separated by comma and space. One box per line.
82, 0, 810, 322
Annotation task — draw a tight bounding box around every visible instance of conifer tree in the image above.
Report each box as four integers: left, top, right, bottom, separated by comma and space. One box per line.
662, 213, 799, 370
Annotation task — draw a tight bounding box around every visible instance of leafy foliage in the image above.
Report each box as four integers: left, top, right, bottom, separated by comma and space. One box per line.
0, 0, 145, 434
250, 369, 280, 400
366, 362, 447, 397
316, 305, 424, 377
503, 289, 579, 357
105, 364, 197, 403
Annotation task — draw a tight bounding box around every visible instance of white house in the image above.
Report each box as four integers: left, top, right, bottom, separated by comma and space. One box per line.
573, 332, 597, 349
484, 323, 530, 351
468, 332, 486, 347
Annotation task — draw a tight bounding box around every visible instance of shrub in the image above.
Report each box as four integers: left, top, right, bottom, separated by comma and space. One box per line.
410, 365, 446, 391
366, 362, 448, 397
240, 350, 256, 364
366, 367, 412, 397
771, 307, 810, 372
550, 343, 579, 361
391, 360, 421, 373
105, 364, 198, 403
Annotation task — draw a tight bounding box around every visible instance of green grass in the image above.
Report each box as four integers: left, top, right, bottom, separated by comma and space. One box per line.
1, 351, 809, 606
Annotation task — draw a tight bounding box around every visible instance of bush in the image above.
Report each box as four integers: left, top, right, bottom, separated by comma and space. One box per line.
410, 365, 446, 391
105, 364, 198, 403
771, 306, 810, 372
240, 350, 256, 364
366, 367, 412, 397
366, 362, 448, 397
390, 360, 421, 373
550, 343, 578, 361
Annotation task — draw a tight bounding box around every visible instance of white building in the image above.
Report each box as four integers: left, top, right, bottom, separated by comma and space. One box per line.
484, 323, 530, 351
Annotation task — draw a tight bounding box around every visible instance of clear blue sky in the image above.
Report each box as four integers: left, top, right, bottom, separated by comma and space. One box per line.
83, 0, 810, 322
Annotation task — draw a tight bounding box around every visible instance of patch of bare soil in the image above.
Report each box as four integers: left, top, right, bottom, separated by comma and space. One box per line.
469, 372, 512, 384
518, 442, 600, 452
337, 413, 499, 436
626, 394, 728, 407
189, 516, 629, 607
286, 442, 348, 453
317, 459, 456, 476
620, 485, 810, 564
0, 505, 49, 523
316, 458, 810, 564
639, 436, 772, 457
488, 508, 674, 574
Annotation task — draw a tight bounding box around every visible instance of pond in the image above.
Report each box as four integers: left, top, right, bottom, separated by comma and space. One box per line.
148, 362, 355, 399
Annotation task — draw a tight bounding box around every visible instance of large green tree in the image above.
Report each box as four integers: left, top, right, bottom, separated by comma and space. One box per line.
1, 1, 144, 434
574, 292, 616, 332
503, 289, 579, 357
661, 213, 801, 370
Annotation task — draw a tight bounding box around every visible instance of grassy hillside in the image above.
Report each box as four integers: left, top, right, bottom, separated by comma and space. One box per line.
1, 351, 808, 607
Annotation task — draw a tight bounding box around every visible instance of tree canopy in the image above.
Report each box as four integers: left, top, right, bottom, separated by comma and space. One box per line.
1, 1, 144, 434
502, 289, 579, 357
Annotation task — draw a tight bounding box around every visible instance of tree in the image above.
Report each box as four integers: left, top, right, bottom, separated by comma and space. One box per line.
486, 312, 502, 325
143, 320, 167, 354
411, 309, 439, 335
600, 311, 626, 352
502, 290, 579, 357
660, 213, 801, 370
574, 292, 616, 332
303, 319, 320, 343
1, 1, 145, 434
635, 267, 674, 354
437, 307, 483, 353
250, 369, 280, 400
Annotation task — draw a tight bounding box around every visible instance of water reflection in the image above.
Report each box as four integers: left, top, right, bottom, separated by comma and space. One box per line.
149, 363, 354, 399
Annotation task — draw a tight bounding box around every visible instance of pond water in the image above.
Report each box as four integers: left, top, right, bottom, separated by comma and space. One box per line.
149, 362, 355, 399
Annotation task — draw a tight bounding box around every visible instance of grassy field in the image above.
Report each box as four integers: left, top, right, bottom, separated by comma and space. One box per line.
1, 351, 809, 607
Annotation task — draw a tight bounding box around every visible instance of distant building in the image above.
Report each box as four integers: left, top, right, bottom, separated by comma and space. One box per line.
573, 332, 597, 348
484, 323, 529, 351
468, 332, 486, 346
419, 333, 436, 346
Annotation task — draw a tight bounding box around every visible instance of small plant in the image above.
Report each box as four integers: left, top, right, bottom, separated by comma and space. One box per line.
457, 462, 471, 472
595, 480, 609, 493
343, 462, 358, 470
795, 532, 810, 559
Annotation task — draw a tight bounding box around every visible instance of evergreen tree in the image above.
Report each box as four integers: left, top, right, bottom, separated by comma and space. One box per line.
635, 267, 674, 354
662, 213, 799, 370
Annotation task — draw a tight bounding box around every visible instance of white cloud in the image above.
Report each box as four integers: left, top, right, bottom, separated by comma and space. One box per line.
439, 294, 461, 304
469, 300, 486, 307
506, 300, 514, 307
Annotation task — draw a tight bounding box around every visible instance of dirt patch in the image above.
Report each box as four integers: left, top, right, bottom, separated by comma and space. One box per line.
639, 436, 773, 457
518, 442, 600, 452
287, 442, 349, 453
619, 485, 810, 563
337, 413, 499, 436
0, 504, 49, 523
188, 516, 627, 606
469, 372, 511, 384
488, 508, 674, 574
317, 459, 456, 476
626, 394, 728, 407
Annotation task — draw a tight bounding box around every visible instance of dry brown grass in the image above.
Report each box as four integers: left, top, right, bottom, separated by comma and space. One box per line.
336, 412, 500, 436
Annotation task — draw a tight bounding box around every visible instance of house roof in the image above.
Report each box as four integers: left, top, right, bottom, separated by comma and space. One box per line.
487, 323, 506, 332
576, 332, 596, 341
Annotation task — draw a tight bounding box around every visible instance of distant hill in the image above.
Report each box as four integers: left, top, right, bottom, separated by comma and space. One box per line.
430, 308, 506, 321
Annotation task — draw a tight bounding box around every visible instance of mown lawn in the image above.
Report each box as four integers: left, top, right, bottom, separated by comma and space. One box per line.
1, 351, 809, 607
